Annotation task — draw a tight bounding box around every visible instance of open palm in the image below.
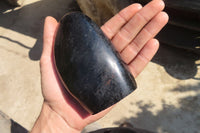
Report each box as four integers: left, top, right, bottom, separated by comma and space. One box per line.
40, 0, 168, 132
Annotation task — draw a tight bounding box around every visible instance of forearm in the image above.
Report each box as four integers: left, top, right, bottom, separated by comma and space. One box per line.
31, 102, 81, 133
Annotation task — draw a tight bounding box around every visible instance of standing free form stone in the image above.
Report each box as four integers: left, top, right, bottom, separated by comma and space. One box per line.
54, 12, 137, 114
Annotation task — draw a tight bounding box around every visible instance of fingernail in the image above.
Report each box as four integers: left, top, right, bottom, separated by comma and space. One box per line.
159, 0, 165, 8
136, 4, 143, 9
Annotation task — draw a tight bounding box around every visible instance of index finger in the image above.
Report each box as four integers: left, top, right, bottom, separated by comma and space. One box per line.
101, 3, 142, 39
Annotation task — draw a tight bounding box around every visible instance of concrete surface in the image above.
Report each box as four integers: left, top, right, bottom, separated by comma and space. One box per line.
0, 111, 11, 133
0, 0, 200, 133
0, 111, 28, 133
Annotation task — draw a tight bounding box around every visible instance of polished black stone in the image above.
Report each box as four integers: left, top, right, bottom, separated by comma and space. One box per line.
54, 12, 137, 114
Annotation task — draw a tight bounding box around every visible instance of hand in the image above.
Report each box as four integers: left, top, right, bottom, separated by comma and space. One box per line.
31, 0, 168, 132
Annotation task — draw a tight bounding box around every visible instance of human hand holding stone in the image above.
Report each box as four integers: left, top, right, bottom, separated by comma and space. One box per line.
31, 0, 168, 132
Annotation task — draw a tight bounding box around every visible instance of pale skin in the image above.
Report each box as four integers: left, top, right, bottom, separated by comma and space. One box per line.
31, 0, 169, 132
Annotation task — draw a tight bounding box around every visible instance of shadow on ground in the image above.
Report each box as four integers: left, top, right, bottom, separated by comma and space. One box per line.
152, 44, 200, 80
11, 120, 28, 133
114, 83, 200, 133
0, 0, 80, 60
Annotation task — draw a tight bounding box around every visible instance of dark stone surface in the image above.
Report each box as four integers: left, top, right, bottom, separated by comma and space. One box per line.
54, 12, 136, 114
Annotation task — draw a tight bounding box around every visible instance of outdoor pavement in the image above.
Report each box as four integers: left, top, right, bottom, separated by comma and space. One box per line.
0, 0, 200, 133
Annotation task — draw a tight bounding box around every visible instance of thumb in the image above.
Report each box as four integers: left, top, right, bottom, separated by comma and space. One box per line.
41, 16, 58, 62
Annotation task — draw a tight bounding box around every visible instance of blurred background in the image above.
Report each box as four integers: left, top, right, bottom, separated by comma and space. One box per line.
0, 0, 199, 133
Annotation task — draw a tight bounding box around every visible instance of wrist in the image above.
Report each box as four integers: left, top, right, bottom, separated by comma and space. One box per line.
31, 102, 81, 133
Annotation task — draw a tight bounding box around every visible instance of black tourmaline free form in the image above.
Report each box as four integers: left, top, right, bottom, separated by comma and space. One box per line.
54, 12, 137, 114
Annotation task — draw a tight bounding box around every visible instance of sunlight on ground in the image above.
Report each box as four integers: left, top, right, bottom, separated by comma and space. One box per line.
0, 27, 36, 48
195, 60, 200, 79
